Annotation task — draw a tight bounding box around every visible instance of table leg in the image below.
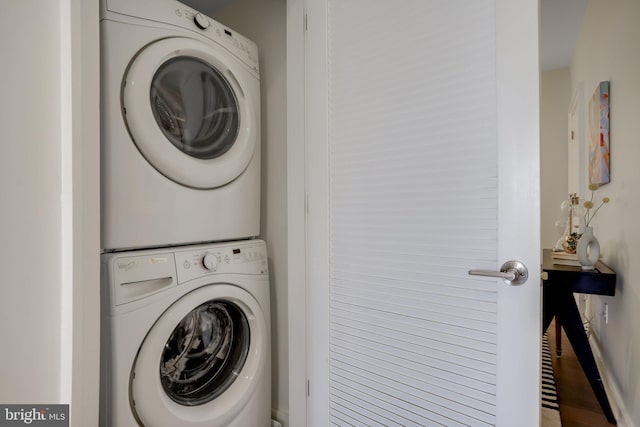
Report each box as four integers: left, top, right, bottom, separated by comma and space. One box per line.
555, 320, 562, 357
556, 290, 616, 424
542, 284, 556, 333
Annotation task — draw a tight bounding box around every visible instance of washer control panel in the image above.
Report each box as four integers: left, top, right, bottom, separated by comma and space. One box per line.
175, 241, 268, 283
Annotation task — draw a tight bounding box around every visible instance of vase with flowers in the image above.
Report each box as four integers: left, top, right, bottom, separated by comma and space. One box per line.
577, 184, 610, 270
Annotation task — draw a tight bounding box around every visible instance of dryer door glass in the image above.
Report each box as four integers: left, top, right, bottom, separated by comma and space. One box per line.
159, 300, 250, 406
150, 56, 240, 160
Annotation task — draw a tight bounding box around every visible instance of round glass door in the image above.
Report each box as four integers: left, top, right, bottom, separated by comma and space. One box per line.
130, 284, 267, 426
150, 57, 240, 161
123, 37, 258, 189
160, 300, 250, 406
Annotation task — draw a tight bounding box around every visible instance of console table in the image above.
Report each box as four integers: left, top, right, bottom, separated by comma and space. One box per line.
542, 249, 617, 424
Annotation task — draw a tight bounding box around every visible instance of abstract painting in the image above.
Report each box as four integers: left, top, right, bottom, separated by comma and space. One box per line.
588, 81, 610, 186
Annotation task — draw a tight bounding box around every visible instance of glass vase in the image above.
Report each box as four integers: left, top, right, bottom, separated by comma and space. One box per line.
553, 193, 584, 253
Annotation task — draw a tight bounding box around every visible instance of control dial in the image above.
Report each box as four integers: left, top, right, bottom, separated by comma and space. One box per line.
202, 253, 218, 270
194, 13, 211, 30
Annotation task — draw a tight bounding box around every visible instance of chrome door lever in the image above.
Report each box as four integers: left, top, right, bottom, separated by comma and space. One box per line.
468, 260, 528, 285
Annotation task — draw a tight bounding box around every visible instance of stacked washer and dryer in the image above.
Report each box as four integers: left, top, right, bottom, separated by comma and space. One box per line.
99, 0, 270, 426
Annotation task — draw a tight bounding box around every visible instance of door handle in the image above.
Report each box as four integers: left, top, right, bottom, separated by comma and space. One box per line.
468, 260, 528, 285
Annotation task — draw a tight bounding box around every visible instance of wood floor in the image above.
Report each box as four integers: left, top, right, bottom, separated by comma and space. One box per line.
546, 320, 616, 427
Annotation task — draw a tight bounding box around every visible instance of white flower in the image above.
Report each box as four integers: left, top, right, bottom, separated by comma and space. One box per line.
584, 186, 610, 227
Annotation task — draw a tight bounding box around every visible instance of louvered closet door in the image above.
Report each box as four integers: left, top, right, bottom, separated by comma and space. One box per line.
305, 1, 541, 426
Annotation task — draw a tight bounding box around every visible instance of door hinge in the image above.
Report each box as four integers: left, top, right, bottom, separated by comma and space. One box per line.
307, 379, 310, 396
305, 194, 309, 215
305, 13, 308, 31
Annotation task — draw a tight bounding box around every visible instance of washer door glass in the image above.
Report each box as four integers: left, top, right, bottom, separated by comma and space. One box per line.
150, 57, 239, 160
160, 300, 250, 406
122, 37, 258, 189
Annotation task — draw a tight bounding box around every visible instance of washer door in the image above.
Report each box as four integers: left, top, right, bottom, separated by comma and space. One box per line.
123, 37, 257, 189
131, 284, 267, 427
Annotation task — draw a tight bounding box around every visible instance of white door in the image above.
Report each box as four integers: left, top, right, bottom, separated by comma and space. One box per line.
568, 84, 586, 197
304, 0, 541, 426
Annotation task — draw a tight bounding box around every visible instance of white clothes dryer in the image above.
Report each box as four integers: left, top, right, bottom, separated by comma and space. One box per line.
101, 0, 261, 251
100, 240, 270, 427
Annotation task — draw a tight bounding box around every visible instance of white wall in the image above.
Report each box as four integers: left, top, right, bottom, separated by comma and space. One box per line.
540, 68, 570, 249
209, 1, 289, 423
0, 1, 101, 422
0, 1, 63, 403
570, 0, 640, 424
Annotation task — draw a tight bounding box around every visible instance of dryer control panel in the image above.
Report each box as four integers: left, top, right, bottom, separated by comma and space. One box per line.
103, 0, 259, 75
175, 241, 268, 284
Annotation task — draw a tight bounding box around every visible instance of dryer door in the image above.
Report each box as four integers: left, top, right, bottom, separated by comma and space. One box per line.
131, 284, 267, 427
123, 37, 258, 189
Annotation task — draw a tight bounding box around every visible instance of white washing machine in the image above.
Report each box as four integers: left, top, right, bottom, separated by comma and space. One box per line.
101, 0, 261, 251
100, 240, 271, 427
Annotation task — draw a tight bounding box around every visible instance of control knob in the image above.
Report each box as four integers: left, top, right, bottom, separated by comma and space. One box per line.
194, 13, 210, 30
202, 253, 218, 270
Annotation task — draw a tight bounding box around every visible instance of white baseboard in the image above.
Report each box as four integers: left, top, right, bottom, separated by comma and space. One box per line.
589, 334, 636, 427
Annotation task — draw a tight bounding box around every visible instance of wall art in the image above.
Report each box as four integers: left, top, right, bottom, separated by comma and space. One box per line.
588, 81, 610, 185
